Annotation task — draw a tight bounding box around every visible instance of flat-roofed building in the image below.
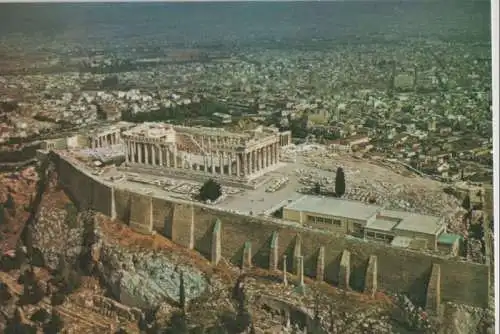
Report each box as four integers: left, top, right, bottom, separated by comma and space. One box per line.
371, 210, 446, 251
282, 195, 381, 236
283, 195, 447, 251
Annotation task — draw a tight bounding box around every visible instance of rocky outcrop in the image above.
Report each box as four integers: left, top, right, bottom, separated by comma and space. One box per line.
95, 241, 208, 309
439, 302, 495, 334
32, 193, 208, 310
31, 206, 86, 270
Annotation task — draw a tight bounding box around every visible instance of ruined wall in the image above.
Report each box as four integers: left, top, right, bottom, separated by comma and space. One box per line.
90, 178, 112, 217
152, 197, 175, 234
56, 157, 92, 209
114, 189, 131, 223
128, 192, 152, 233
171, 202, 195, 250
54, 154, 490, 308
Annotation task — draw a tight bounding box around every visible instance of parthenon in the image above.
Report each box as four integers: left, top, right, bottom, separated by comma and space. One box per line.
120, 123, 291, 183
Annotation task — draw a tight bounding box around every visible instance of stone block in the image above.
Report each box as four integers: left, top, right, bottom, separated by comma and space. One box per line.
316, 246, 325, 282
211, 219, 221, 265
364, 255, 378, 297
426, 263, 441, 313
269, 231, 279, 270
339, 250, 351, 290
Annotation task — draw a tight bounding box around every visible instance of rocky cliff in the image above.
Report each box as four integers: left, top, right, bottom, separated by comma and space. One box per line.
31, 186, 208, 310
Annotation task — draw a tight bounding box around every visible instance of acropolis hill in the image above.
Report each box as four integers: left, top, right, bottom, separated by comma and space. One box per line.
39, 122, 491, 312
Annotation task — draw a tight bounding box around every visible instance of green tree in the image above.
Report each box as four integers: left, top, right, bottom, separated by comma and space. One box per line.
54, 254, 81, 295
23, 228, 33, 260
5, 307, 36, 334
179, 270, 186, 310
13, 244, 27, 269
335, 167, 346, 197
43, 309, 64, 334
0, 282, 13, 305
5, 193, 15, 211
20, 268, 44, 305
0, 203, 5, 225
163, 311, 188, 334
198, 179, 222, 202
30, 308, 50, 324
462, 194, 471, 212
313, 182, 321, 195
64, 203, 79, 228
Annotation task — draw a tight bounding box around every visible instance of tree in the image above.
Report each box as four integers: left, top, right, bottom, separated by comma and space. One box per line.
5, 307, 36, 334
64, 203, 79, 228
198, 179, 222, 202
23, 228, 33, 260
20, 268, 44, 305
5, 193, 15, 211
0, 282, 13, 305
179, 270, 187, 311
335, 167, 346, 197
0, 203, 5, 225
30, 308, 50, 324
43, 309, 64, 334
54, 254, 81, 295
163, 311, 188, 334
12, 244, 26, 269
462, 194, 471, 212
313, 182, 321, 195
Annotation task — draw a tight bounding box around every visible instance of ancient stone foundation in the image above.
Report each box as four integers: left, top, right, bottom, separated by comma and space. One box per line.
55, 154, 491, 309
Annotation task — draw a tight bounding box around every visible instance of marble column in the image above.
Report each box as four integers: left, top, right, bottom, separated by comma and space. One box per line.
145, 143, 150, 165
256, 150, 260, 172
260, 148, 264, 170
241, 152, 248, 176
220, 152, 224, 175
265, 146, 269, 168
125, 141, 129, 163
152, 145, 156, 166
211, 153, 215, 174
275, 143, 279, 163
251, 150, 256, 174
168, 147, 172, 167
138, 143, 143, 164
228, 153, 232, 176
247, 152, 251, 175
130, 141, 134, 163
128, 141, 132, 163
158, 146, 163, 166
173, 146, 177, 168
236, 153, 241, 177
203, 154, 208, 172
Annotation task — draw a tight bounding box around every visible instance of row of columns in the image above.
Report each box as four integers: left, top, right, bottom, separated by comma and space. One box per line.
91, 132, 120, 149
125, 140, 281, 178
241, 142, 280, 177
279, 131, 292, 147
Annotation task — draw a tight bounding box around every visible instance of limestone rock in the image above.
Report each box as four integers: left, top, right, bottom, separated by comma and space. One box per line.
97, 245, 208, 309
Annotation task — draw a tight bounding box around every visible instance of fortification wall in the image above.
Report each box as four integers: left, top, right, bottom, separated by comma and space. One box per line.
90, 178, 112, 217
54, 155, 490, 308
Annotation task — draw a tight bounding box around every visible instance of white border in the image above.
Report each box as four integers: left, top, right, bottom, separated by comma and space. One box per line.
492, 0, 499, 333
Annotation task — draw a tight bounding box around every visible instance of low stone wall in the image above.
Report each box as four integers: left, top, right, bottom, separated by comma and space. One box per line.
54, 154, 490, 309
